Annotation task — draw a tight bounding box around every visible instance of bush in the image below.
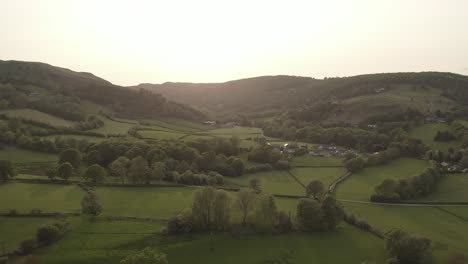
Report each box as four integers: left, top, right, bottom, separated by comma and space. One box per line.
36, 225, 61, 246
19, 239, 36, 254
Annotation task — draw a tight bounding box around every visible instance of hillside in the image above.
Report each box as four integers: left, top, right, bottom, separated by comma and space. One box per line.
0, 60, 204, 120
134, 72, 468, 123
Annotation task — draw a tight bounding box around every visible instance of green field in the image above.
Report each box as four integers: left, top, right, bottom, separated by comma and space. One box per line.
205, 127, 263, 138
139, 129, 187, 140
43, 134, 106, 143
35, 217, 385, 264
226, 171, 304, 196
342, 202, 468, 261
292, 155, 344, 167
336, 158, 428, 201
0, 147, 58, 163
95, 187, 195, 218
417, 173, 468, 202
409, 123, 461, 151
0, 108, 76, 127
90, 116, 135, 135
140, 118, 210, 132
0, 183, 84, 213
291, 167, 346, 188
0, 217, 60, 251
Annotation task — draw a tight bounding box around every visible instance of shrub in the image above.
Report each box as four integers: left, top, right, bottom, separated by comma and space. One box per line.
19, 239, 36, 254
36, 225, 61, 246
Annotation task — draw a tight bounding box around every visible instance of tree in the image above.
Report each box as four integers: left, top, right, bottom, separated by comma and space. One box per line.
36, 225, 61, 246
151, 162, 167, 182
249, 178, 262, 193
306, 180, 324, 199
296, 198, 323, 231
129, 156, 150, 183
236, 189, 255, 226
461, 153, 468, 169
59, 148, 82, 168
0, 160, 16, 182
120, 247, 168, 264
85, 150, 101, 165
258, 194, 277, 227
20, 239, 36, 254
277, 211, 293, 232
320, 195, 343, 230
109, 156, 130, 183
81, 192, 103, 216
344, 156, 366, 172
192, 187, 216, 229
57, 162, 73, 180
84, 164, 106, 183
385, 229, 434, 264
231, 158, 245, 176
212, 189, 231, 230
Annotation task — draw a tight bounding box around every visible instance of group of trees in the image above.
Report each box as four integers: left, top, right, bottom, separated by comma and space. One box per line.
167, 182, 343, 234
168, 187, 283, 233
19, 222, 69, 255
371, 161, 444, 202
262, 120, 390, 152
426, 148, 468, 168
385, 229, 434, 264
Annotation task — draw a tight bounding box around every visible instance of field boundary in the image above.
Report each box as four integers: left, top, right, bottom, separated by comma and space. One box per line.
338, 199, 468, 207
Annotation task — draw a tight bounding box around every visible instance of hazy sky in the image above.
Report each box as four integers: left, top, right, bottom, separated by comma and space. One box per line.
1, 0, 468, 86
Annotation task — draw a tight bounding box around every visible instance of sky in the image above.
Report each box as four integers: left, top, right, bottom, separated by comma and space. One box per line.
1, 0, 468, 86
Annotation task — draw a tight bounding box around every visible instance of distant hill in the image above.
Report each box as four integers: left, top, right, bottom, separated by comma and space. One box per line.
133, 72, 468, 124
0, 60, 204, 120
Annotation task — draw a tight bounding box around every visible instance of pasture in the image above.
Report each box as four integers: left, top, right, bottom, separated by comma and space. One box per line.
291, 155, 344, 167
417, 173, 468, 202
0, 217, 60, 252
0, 147, 58, 163
138, 129, 186, 140
0, 108, 76, 127
0, 183, 84, 213
90, 116, 135, 135
94, 187, 195, 218
43, 134, 106, 143
140, 118, 210, 133
336, 158, 428, 201
226, 171, 304, 196
342, 202, 468, 261
35, 218, 385, 264
408, 123, 461, 151
290, 167, 346, 189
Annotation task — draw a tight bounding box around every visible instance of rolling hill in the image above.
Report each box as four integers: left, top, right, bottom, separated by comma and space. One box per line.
0, 60, 204, 121
134, 72, 468, 124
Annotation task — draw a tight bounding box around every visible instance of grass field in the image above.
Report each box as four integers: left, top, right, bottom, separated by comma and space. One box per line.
35, 217, 385, 264
43, 134, 106, 143
139, 129, 187, 140
0, 183, 84, 213
342, 203, 468, 261
0, 108, 76, 127
336, 158, 428, 201
292, 155, 344, 167
291, 167, 346, 188
0, 217, 60, 251
0, 147, 58, 163
90, 116, 134, 135
226, 171, 304, 196
140, 118, 210, 132
205, 127, 263, 138
416, 173, 468, 202
94, 187, 195, 218
409, 123, 462, 151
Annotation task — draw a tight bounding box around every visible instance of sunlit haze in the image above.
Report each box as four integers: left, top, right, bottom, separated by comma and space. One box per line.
1, 0, 468, 85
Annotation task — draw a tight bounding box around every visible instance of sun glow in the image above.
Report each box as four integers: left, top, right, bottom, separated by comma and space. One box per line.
1, 0, 467, 85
